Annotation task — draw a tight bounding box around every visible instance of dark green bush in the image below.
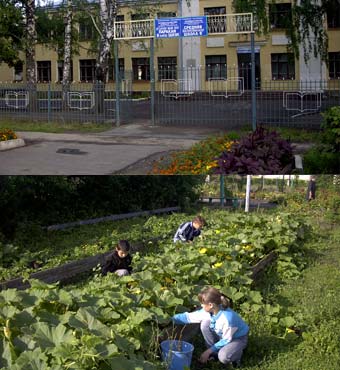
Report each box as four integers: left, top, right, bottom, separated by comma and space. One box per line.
0, 176, 202, 240
321, 106, 340, 151
303, 149, 340, 173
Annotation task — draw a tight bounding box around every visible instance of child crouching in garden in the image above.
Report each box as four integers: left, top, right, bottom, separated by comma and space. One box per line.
172, 286, 249, 367
101, 240, 132, 277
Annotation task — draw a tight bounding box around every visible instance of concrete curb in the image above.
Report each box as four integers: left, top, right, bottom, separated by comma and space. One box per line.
0, 138, 25, 151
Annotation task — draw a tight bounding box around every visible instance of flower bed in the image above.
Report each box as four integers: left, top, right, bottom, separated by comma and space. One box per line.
0, 128, 17, 141
151, 134, 238, 174
152, 127, 294, 175
0, 128, 25, 151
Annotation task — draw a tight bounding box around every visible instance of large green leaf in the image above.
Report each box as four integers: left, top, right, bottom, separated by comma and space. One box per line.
68, 307, 111, 337
12, 307, 36, 328
0, 289, 21, 304
0, 305, 19, 319
57, 290, 73, 306
0, 339, 16, 368
10, 348, 49, 370
127, 308, 154, 326
107, 356, 157, 370
94, 342, 118, 358
32, 322, 77, 350
13, 334, 36, 352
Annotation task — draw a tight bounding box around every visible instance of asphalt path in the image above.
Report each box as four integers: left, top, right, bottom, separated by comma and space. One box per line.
0, 123, 226, 175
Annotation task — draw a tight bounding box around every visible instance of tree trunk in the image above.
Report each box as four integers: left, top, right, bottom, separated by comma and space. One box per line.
62, 0, 73, 108
25, 0, 37, 112
94, 0, 117, 115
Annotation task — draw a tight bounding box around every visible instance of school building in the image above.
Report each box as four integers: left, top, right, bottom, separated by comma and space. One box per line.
0, 0, 339, 91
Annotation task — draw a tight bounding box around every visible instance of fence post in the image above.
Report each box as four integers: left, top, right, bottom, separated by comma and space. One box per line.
150, 38, 155, 126
220, 175, 225, 207
251, 32, 256, 131
48, 83, 51, 124
114, 40, 120, 127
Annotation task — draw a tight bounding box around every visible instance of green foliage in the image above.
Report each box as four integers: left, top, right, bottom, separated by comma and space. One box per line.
321, 106, 340, 150
301, 108, 340, 173
232, 0, 330, 61
0, 176, 202, 239
0, 210, 312, 369
303, 149, 340, 174
0, 0, 24, 67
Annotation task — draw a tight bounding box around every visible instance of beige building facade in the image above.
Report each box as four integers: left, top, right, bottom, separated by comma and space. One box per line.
0, 0, 339, 92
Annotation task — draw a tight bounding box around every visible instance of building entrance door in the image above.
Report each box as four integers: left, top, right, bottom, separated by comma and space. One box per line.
237, 50, 261, 90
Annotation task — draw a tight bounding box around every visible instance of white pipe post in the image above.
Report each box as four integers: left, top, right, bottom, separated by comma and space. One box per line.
245, 175, 251, 212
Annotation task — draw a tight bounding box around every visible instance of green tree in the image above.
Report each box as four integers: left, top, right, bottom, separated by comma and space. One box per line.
233, 0, 338, 61
0, 0, 24, 67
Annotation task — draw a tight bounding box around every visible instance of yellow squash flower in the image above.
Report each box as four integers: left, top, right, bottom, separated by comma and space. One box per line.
213, 262, 223, 268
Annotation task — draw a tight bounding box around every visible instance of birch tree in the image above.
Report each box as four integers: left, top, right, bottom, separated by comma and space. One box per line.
62, 0, 73, 98
95, 0, 117, 82
24, 0, 36, 85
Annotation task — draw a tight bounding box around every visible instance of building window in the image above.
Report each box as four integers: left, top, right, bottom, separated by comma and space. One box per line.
205, 55, 227, 80
204, 7, 226, 34
132, 58, 150, 81
79, 59, 96, 82
79, 20, 95, 41
131, 13, 149, 21
269, 3, 292, 29
37, 61, 51, 82
131, 13, 150, 37
158, 57, 177, 80
157, 12, 176, 18
58, 60, 73, 82
271, 53, 295, 80
327, 2, 340, 28
115, 15, 125, 38
14, 62, 23, 82
108, 58, 125, 81
329, 52, 340, 79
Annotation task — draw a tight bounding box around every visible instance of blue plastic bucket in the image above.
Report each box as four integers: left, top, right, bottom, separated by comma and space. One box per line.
161, 340, 194, 370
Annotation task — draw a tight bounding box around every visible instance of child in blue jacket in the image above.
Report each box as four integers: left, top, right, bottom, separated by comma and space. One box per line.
173, 215, 205, 243
172, 286, 249, 367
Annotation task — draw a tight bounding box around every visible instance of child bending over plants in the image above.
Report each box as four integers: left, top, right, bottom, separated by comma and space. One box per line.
101, 240, 132, 277
172, 286, 249, 367
173, 215, 206, 243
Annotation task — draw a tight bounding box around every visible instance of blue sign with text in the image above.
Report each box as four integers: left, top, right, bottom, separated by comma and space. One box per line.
155, 16, 208, 38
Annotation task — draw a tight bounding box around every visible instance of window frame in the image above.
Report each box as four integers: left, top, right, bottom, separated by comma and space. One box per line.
204, 6, 227, 34
328, 52, 340, 79
79, 59, 96, 82
271, 53, 295, 80
205, 55, 227, 81
37, 61, 52, 83
108, 58, 125, 81
327, 3, 340, 28
132, 57, 150, 81
158, 57, 177, 80
269, 3, 292, 29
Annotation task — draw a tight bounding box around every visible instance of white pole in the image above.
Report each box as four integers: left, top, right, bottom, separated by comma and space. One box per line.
245, 175, 251, 212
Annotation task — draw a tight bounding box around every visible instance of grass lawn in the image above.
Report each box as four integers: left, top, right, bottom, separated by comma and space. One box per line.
0, 120, 113, 133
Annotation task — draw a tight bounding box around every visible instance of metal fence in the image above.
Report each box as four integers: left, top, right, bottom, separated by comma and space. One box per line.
154, 67, 340, 129
0, 80, 134, 124
1, 68, 339, 129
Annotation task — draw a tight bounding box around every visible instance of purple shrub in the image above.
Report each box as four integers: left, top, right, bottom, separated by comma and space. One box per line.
215, 126, 294, 174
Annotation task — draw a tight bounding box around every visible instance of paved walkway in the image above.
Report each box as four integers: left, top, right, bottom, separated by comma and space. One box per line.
0, 123, 226, 175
